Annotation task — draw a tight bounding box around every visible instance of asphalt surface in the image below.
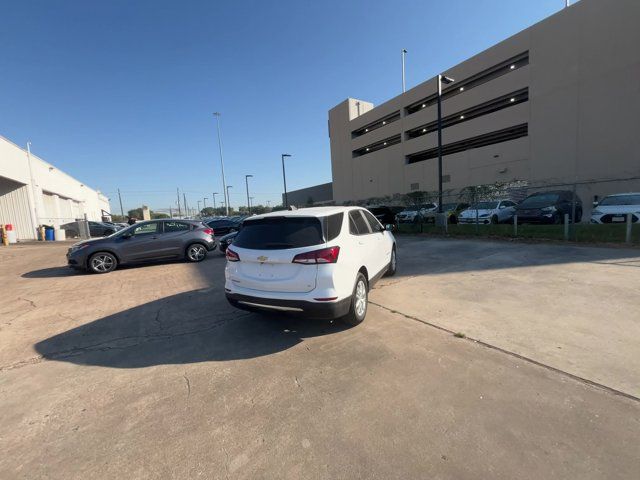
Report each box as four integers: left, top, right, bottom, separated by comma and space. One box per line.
1, 238, 639, 479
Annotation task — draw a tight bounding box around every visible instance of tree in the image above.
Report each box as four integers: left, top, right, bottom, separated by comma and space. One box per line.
201, 207, 216, 217
127, 208, 144, 219
151, 212, 169, 219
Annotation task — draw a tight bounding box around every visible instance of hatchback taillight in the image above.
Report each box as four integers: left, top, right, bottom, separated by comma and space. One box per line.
226, 248, 240, 262
203, 228, 214, 235
292, 246, 340, 264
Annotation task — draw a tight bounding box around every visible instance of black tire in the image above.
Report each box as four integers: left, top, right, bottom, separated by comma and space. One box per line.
491, 215, 499, 224
186, 243, 208, 262
88, 252, 117, 274
384, 246, 397, 277
553, 213, 562, 225
341, 272, 368, 327
449, 215, 458, 224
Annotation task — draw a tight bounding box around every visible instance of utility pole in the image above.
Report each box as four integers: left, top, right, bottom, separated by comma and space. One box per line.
226, 185, 233, 213
117, 188, 125, 218
245, 174, 253, 214
213, 112, 229, 216
212, 192, 218, 211
203, 197, 208, 209
183, 193, 188, 217
281, 154, 291, 207
401, 49, 407, 93
437, 74, 455, 213
176, 188, 182, 217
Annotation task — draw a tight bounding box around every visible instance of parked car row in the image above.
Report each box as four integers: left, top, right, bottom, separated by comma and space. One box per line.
379, 190, 608, 226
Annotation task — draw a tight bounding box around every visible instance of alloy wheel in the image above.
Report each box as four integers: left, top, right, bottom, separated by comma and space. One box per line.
355, 280, 367, 318
91, 254, 114, 272
188, 244, 206, 261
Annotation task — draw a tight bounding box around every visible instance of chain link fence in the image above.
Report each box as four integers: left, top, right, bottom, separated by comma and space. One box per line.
361, 179, 640, 245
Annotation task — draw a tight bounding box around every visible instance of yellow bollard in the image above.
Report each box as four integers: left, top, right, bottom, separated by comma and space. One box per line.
1, 225, 8, 246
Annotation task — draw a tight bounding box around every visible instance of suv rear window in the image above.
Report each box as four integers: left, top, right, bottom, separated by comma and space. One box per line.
233, 217, 324, 250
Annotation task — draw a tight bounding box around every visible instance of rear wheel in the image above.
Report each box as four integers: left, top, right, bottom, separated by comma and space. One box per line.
342, 273, 368, 326
88, 252, 117, 274
491, 215, 499, 224
186, 243, 207, 262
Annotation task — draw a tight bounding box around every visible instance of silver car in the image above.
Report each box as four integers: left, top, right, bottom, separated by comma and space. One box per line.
458, 200, 517, 224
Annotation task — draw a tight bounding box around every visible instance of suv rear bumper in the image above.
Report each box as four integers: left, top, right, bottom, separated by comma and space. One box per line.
226, 292, 351, 320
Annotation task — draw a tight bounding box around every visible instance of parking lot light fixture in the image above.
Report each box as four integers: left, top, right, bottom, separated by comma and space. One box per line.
437, 74, 455, 213
245, 175, 253, 214
213, 112, 230, 216
226, 185, 233, 212
281, 154, 292, 208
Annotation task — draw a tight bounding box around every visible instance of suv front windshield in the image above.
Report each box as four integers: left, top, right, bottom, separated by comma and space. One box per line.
519, 193, 560, 207
599, 194, 640, 206
470, 201, 499, 210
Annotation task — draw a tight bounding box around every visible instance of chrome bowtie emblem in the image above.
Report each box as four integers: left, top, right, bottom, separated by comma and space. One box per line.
257, 256, 268, 262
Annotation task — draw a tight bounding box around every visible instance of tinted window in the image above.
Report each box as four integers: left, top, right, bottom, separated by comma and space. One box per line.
362, 210, 382, 232
233, 217, 323, 250
599, 194, 640, 206
132, 222, 159, 236
519, 193, 560, 208
349, 213, 359, 235
349, 211, 370, 235
208, 220, 232, 228
164, 221, 190, 233
324, 213, 344, 242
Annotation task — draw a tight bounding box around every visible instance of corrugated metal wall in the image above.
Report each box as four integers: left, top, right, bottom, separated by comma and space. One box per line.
0, 177, 34, 240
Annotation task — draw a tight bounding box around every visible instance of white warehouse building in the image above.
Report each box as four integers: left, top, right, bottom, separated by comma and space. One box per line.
0, 135, 111, 240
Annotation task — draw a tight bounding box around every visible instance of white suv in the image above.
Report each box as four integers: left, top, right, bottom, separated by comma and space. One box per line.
224, 207, 396, 325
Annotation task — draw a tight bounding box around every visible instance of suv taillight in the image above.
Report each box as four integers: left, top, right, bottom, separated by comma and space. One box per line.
203, 228, 214, 235
226, 248, 240, 262
292, 246, 340, 264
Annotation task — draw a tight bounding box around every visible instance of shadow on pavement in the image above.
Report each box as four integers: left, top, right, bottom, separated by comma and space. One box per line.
21, 266, 79, 278
34, 288, 351, 368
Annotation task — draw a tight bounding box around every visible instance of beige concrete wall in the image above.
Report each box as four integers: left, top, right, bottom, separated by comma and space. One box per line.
328, 0, 640, 210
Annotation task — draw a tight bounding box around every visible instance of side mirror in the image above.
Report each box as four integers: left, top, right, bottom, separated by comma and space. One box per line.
385, 224, 394, 231
121, 233, 132, 239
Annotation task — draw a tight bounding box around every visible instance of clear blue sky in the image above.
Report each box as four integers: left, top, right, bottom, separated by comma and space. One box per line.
1, 0, 565, 213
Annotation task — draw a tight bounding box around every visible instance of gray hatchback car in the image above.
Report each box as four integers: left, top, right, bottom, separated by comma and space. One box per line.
67, 219, 216, 273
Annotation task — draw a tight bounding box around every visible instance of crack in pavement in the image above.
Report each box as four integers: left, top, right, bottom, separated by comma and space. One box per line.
368, 301, 640, 403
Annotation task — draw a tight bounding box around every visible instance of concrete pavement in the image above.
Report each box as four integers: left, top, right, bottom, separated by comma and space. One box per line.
1, 240, 639, 479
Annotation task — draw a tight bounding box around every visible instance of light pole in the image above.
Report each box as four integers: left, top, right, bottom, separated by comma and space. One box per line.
281, 154, 291, 207
197, 200, 201, 216
245, 175, 253, 214
213, 112, 229, 216
212, 192, 218, 211
203, 197, 208, 209
226, 185, 233, 213
401, 49, 407, 93
437, 74, 455, 214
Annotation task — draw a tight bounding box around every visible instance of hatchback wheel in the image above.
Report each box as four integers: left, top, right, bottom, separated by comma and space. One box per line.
89, 252, 117, 274
342, 273, 368, 326
186, 243, 207, 262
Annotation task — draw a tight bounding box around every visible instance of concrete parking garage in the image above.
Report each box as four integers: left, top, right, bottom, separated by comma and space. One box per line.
0, 238, 639, 479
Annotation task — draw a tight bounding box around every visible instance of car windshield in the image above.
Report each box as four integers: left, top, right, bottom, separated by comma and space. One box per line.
441, 203, 458, 211
599, 194, 640, 206
519, 193, 560, 207
470, 201, 499, 210
232, 216, 324, 250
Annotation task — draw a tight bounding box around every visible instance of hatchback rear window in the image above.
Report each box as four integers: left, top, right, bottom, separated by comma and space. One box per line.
233, 217, 324, 250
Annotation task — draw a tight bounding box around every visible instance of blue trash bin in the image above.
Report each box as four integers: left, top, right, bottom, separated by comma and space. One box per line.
45, 228, 55, 241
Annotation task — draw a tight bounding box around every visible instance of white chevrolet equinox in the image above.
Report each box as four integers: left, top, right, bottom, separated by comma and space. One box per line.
225, 206, 397, 325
